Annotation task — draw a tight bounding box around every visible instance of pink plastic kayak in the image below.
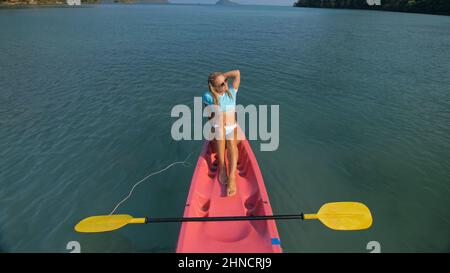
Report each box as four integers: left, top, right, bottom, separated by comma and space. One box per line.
176, 131, 282, 253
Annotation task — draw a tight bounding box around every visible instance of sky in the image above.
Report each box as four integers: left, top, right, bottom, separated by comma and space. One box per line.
169, 0, 296, 6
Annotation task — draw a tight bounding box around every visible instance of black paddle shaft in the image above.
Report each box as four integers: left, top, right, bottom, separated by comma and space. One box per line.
145, 214, 305, 223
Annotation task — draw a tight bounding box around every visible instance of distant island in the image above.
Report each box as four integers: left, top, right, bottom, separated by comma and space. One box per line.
111, 0, 169, 3
216, 0, 238, 6
293, 0, 450, 16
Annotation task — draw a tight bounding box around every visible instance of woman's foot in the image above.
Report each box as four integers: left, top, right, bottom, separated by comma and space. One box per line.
227, 174, 237, 196
210, 158, 218, 171
218, 166, 228, 185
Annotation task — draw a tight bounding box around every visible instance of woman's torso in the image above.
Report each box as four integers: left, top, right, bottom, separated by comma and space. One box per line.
202, 85, 238, 127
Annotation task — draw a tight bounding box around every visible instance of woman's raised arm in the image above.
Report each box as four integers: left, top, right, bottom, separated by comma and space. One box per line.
222, 70, 240, 91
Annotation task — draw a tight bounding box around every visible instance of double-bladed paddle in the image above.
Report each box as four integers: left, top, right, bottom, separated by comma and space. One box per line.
75, 202, 372, 233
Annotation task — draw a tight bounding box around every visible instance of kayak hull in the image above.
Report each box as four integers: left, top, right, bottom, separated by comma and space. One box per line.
176, 132, 282, 253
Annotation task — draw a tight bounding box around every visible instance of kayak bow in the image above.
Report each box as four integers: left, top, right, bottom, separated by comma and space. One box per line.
176, 129, 282, 253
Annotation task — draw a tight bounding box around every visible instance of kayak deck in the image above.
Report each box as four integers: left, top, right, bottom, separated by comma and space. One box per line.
176, 137, 282, 253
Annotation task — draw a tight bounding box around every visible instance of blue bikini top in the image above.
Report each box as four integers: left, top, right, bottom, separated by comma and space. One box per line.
202, 84, 238, 112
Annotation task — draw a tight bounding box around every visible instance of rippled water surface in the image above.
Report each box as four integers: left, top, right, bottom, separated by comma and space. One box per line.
0, 4, 449, 252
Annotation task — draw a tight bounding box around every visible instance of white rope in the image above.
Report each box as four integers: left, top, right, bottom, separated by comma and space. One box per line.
109, 153, 192, 215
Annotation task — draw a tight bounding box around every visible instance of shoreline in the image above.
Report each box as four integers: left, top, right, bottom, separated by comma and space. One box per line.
0, 0, 170, 8
294, 5, 450, 17
0, 3, 172, 9
0, 4, 87, 8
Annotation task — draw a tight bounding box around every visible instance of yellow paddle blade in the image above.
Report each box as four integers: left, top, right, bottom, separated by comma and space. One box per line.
75, 214, 135, 233
316, 202, 373, 231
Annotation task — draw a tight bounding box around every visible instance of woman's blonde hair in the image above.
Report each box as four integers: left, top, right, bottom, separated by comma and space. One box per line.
207, 72, 233, 105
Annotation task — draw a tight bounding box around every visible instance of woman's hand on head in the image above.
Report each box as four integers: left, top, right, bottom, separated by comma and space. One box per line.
222, 70, 240, 91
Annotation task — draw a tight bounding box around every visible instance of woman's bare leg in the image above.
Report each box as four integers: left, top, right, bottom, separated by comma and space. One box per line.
226, 129, 238, 196
215, 127, 227, 185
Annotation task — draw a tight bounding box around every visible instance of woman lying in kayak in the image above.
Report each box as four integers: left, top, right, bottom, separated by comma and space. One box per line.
203, 70, 241, 196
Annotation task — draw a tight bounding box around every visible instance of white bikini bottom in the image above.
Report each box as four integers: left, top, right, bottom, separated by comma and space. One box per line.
213, 123, 237, 136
